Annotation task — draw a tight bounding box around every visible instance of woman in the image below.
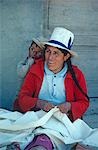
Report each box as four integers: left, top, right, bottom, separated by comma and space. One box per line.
16, 27, 89, 121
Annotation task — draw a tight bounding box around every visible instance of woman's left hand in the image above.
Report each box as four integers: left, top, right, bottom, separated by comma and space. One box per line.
57, 102, 71, 114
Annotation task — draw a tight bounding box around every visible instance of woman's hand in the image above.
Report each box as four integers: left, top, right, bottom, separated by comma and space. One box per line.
57, 102, 71, 114
36, 99, 55, 112
43, 102, 55, 112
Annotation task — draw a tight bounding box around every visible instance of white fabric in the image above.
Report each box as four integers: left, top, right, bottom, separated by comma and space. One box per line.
17, 57, 34, 79
0, 108, 98, 149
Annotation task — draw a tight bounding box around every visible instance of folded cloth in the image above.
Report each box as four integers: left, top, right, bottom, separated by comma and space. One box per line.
6, 142, 21, 150
0, 108, 98, 149
75, 144, 94, 150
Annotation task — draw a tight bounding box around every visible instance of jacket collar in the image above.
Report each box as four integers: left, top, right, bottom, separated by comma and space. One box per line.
30, 58, 75, 80
30, 59, 44, 80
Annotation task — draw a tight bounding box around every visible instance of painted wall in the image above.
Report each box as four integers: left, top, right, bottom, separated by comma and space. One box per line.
0, 0, 45, 109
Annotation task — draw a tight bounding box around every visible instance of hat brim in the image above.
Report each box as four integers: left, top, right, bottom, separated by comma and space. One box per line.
33, 38, 45, 49
44, 42, 78, 57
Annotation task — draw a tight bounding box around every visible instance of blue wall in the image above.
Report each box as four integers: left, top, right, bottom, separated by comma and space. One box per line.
0, 0, 44, 110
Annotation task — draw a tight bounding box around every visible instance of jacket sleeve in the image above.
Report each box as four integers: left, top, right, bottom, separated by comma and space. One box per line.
18, 71, 39, 112
17, 57, 34, 78
67, 68, 90, 121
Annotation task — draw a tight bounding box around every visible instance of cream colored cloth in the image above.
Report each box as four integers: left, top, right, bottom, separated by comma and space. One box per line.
0, 108, 98, 149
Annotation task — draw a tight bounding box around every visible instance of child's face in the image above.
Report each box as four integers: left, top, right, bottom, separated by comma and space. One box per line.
29, 43, 42, 59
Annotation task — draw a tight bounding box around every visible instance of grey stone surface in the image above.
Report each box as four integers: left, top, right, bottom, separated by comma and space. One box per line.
84, 98, 98, 128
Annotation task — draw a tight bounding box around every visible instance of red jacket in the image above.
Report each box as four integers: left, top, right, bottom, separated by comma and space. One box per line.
17, 59, 89, 121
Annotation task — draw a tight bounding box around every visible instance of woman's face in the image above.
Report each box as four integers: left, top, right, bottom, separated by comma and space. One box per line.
45, 46, 70, 73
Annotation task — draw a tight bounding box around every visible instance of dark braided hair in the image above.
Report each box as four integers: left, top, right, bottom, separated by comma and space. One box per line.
59, 48, 89, 100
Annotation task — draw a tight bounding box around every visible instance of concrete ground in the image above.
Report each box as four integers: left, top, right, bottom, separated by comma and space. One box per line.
82, 98, 98, 150
83, 98, 98, 128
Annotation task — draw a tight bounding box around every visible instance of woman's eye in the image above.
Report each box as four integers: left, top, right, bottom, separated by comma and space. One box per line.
46, 49, 50, 53
54, 52, 57, 54
53, 52, 59, 56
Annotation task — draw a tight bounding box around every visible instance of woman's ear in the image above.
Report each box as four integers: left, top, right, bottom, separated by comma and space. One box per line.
64, 53, 71, 61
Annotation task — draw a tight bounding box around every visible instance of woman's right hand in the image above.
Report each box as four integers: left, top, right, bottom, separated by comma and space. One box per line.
43, 102, 55, 112
36, 100, 55, 112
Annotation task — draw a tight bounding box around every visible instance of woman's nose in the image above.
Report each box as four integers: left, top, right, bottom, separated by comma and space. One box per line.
48, 53, 55, 60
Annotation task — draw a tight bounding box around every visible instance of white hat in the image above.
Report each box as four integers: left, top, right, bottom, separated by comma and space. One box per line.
33, 38, 45, 50
44, 27, 78, 57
